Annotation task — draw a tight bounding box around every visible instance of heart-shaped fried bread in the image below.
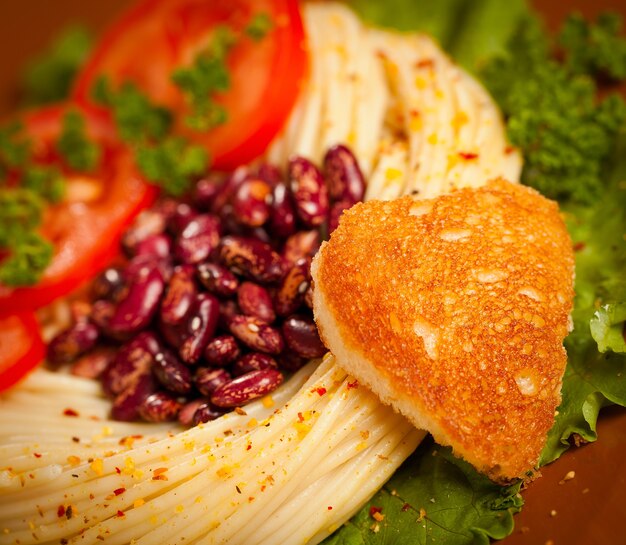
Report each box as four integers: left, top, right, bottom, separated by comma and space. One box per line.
311, 179, 575, 480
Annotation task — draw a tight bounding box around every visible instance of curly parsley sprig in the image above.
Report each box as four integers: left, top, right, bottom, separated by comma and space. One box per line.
480, 13, 626, 205
0, 110, 101, 286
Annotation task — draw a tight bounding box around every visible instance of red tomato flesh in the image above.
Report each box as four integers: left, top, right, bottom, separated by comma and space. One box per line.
0, 105, 156, 313
0, 313, 45, 392
73, 0, 308, 170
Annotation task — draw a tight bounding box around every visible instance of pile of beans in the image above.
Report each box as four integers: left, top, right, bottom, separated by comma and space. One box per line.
47, 144, 365, 425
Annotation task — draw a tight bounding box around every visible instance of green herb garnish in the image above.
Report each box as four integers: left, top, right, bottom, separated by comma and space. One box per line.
93, 77, 173, 144
245, 12, 273, 41
56, 110, 101, 172
21, 26, 93, 106
560, 12, 626, 80
136, 136, 208, 197
0, 187, 53, 287
171, 26, 235, 131
480, 14, 626, 205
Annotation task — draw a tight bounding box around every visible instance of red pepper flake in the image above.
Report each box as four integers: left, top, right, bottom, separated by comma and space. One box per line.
327, 506, 333, 510
57, 505, 66, 518
116, 510, 125, 518
33, 452, 42, 458
114, 467, 121, 474
152, 467, 169, 481
369, 506, 383, 518
113, 487, 126, 496
458, 152, 479, 161
246, 443, 252, 451
504, 145, 516, 155
416, 58, 434, 69
313, 387, 327, 396
347, 380, 359, 389
71, 436, 80, 443
297, 412, 304, 422
573, 241, 586, 252
401, 503, 411, 512
63, 408, 79, 417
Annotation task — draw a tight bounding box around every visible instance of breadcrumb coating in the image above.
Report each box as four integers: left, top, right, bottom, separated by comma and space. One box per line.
312, 179, 575, 480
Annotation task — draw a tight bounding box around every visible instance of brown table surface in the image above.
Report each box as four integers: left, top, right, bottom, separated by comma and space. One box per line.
1, 2, 625, 544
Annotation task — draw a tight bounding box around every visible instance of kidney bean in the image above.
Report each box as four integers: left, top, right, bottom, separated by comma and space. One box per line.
211, 369, 284, 408
197, 262, 238, 297
328, 199, 353, 234
323, 144, 366, 204
257, 162, 283, 187
121, 209, 167, 255
282, 230, 320, 266
304, 285, 314, 309
237, 281, 275, 323
195, 367, 232, 396
91, 267, 125, 301
218, 235, 285, 284
47, 321, 100, 365
112, 373, 157, 422
178, 398, 207, 426
268, 182, 297, 239
288, 157, 329, 228
174, 214, 221, 265
204, 335, 241, 367
107, 260, 165, 338
277, 351, 308, 372
232, 352, 278, 376
153, 349, 193, 394
139, 391, 182, 422
232, 178, 272, 227
158, 317, 186, 350
179, 293, 220, 364
167, 202, 197, 235
210, 165, 251, 215
90, 299, 116, 331
218, 300, 240, 330
71, 347, 115, 379
160, 265, 197, 326
193, 175, 224, 210
229, 315, 284, 354
274, 258, 310, 317
101, 331, 160, 397
193, 402, 226, 425
135, 233, 172, 260
282, 315, 327, 358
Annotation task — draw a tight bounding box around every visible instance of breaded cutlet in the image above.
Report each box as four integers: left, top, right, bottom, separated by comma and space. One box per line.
311, 178, 575, 481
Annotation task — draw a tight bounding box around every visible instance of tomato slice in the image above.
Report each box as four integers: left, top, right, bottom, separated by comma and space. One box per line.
0, 313, 45, 392
73, 0, 308, 171
0, 105, 156, 313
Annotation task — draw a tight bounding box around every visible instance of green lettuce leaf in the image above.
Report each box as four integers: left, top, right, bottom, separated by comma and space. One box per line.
540, 130, 626, 464
323, 438, 522, 545
590, 303, 626, 353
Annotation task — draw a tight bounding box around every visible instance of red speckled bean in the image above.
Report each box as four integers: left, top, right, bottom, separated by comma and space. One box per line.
179, 293, 220, 364
211, 369, 283, 408
232, 352, 278, 376
197, 262, 239, 297
323, 144, 366, 204
282, 315, 327, 358
282, 230, 320, 266
204, 335, 241, 367
139, 391, 182, 422
274, 258, 310, 317
237, 281, 275, 323
218, 235, 284, 284
288, 157, 329, 228
232, 178, 272, 227
229, 314, 284, 354
195, 367, 232, 396
174, 214, 221, 264
160, 264, 197, 326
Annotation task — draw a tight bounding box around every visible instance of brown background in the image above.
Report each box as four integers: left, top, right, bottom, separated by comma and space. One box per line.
1, 1, 626, 544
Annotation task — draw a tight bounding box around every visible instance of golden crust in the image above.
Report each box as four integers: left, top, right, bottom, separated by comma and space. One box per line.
311, 179, 575, 480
